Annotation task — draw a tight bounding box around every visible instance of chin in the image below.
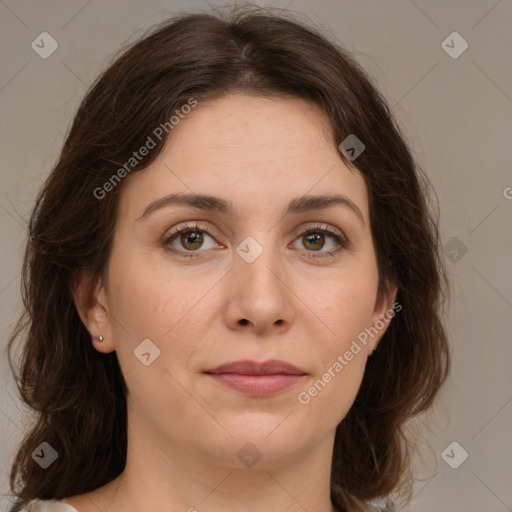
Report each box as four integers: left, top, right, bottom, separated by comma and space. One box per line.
198, 421, 314, 469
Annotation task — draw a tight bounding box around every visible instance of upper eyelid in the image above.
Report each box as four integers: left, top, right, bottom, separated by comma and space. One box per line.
296, 223, 344, 237
166, 221, 345, 237
165, 221, 348, 246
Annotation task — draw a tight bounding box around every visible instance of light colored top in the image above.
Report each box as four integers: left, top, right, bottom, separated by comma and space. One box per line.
22, 498, 396, 511
21, 500, 78, 512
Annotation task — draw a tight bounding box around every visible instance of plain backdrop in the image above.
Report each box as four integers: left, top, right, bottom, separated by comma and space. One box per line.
1, 1, 511, 511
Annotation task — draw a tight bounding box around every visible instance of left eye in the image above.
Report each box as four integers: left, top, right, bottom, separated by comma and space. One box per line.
292, 227, 346, 254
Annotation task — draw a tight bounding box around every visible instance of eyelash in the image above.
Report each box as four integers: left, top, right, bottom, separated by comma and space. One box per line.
163, 222, 350, 260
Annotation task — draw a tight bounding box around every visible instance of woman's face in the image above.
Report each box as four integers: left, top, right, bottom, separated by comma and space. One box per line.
82, 92, 396, 468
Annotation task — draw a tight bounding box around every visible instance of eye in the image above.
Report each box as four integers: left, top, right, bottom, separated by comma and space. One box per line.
163, 222, 350, 260
291, 223, 349, 259
163, 222, 221, 259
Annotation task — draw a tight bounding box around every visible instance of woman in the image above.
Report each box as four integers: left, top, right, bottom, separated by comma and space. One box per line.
7, 5, 450, 512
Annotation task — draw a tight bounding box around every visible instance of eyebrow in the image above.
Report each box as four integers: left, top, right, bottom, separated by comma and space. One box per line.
137, 192, 365, 226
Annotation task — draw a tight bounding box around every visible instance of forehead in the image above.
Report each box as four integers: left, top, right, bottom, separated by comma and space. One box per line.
118, 93, 368, 223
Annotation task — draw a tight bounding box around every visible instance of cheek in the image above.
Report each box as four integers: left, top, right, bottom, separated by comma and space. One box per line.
106, 247, 194, 336
298, 263, 378, 416
297, 289, 372, 424
318, 268, 379, 350
298, 356, 367, 430
106, 253, 205, 420
106, 247, 217, 384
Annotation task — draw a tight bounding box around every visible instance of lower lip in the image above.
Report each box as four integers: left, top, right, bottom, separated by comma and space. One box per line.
206, 373, 305, 396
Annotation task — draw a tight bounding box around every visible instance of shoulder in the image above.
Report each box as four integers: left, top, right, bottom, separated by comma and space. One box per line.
19, 499, 79, 512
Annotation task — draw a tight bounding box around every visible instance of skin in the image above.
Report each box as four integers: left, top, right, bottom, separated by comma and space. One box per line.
69, 93, 397, 512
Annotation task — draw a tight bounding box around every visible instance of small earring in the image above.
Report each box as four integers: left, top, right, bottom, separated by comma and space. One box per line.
94, 335, 104, 341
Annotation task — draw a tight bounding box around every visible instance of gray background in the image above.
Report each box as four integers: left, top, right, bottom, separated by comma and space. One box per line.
1, 1, 511, 510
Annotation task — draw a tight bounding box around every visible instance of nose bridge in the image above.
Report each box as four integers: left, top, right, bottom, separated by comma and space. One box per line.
235, 231, 282, 287
229, 229, 294, 329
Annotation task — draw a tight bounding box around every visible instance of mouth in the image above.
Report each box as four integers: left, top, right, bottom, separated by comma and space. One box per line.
204, 359, 307, 397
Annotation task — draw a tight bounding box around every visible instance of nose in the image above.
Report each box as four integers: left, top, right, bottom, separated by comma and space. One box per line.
223, 242, 295, 335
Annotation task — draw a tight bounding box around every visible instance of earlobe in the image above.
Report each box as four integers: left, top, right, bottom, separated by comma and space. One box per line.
70, 269, 115, 354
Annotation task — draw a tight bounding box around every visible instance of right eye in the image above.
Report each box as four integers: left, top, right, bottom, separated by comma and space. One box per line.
163, 222, 222, 258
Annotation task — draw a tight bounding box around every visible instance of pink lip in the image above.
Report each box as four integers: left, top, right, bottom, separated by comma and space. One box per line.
205, 359, 307, 397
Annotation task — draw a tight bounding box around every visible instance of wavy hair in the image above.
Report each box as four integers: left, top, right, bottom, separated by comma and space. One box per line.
7, 5, 450, 511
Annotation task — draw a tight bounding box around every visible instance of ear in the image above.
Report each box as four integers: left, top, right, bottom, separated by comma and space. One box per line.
367, 280, 399, 355
70, 269, 115, 354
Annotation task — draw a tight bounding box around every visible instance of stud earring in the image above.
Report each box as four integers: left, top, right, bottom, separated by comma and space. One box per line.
94, 335, 104, 341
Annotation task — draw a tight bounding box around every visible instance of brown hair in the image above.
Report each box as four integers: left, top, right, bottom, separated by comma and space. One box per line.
7, 5, 450, 511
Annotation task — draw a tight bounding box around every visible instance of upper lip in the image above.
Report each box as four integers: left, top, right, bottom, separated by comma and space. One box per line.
205, 359, 306, 375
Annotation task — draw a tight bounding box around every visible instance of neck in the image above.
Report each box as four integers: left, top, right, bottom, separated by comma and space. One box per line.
95, 417, 339, 512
